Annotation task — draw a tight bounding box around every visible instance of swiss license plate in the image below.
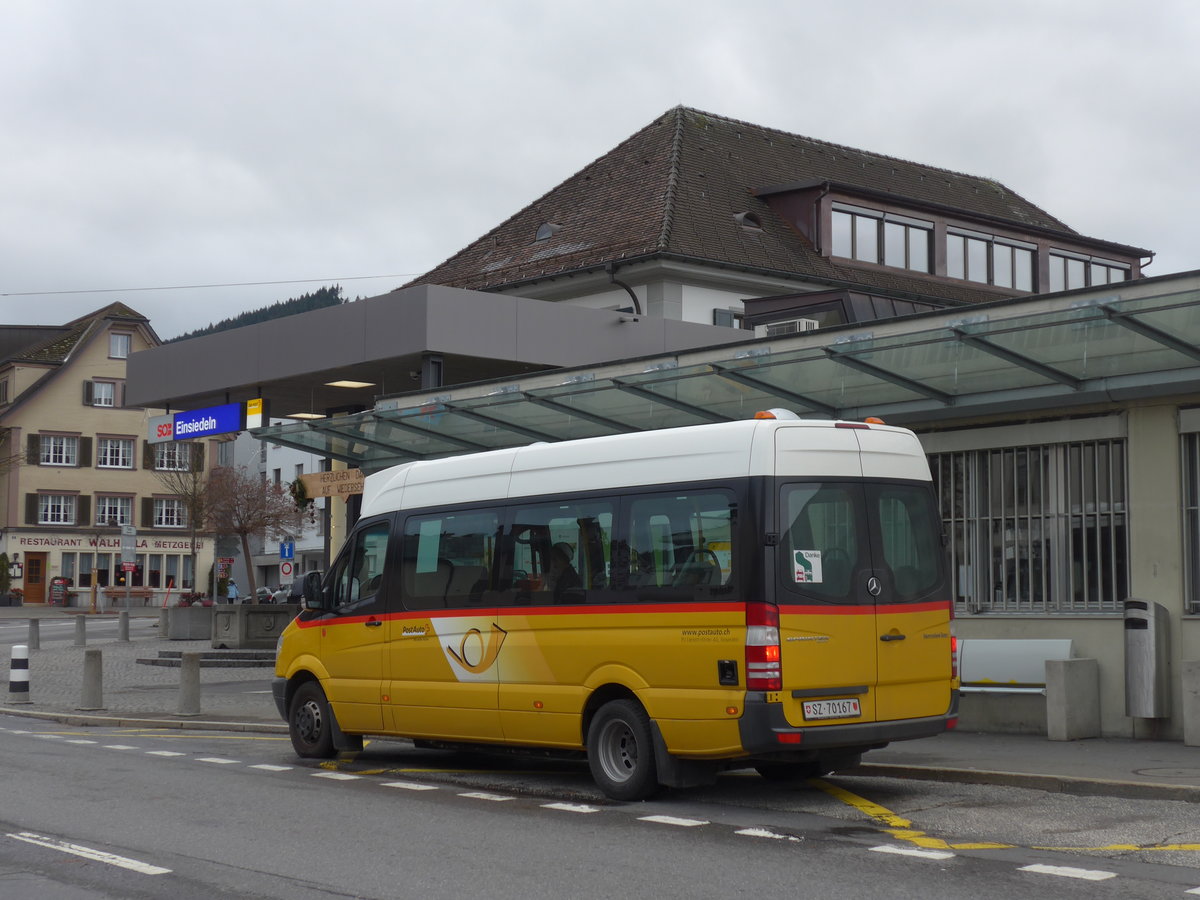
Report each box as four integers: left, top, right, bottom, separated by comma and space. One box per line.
802, 698, 861, 720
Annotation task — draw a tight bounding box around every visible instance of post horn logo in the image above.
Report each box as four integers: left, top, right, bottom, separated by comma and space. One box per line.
446, 624, 508, 674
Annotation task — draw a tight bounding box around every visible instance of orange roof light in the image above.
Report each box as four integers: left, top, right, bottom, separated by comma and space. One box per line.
864, 416, 886, 425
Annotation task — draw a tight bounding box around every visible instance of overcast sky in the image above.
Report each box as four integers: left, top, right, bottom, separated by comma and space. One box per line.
3, 1, 1197, 340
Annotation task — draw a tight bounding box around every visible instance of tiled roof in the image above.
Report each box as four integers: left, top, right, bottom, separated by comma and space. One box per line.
9, 302, 149, 365
406, 107, 1125, 302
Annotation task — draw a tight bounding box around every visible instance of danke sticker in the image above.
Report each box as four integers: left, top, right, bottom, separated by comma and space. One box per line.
793, 550, 823, 583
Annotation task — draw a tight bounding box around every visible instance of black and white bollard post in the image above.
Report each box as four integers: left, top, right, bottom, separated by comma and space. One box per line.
78, 649, 103, 711
8, 645, 31, 704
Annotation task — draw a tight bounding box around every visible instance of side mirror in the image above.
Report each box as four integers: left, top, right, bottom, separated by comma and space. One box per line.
301, 571, 326, 610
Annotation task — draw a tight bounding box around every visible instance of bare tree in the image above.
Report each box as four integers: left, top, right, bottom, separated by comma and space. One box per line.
152, 442, 212, 596
206, 466, 304, 601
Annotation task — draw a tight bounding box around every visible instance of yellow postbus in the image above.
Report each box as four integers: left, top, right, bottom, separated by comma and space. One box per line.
273, 411, 957, 800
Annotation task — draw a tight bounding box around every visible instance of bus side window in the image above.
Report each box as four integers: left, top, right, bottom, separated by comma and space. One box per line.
402, 510, 499, 610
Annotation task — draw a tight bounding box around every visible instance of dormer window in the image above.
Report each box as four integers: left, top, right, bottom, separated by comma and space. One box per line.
831, 203, 931, 273
1048, 251, 1129, 292
535, 222, 563, 242
733, 212, 763, 231
947, 228, 1035, 291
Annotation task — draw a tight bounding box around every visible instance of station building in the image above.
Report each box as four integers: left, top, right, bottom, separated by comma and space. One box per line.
126, 108, 1200, 741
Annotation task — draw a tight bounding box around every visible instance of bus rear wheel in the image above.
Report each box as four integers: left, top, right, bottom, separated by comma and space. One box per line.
587, 699, 659, 801
289, 681, 337, 758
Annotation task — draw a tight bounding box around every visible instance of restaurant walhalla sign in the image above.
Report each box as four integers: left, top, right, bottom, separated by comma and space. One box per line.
298, 469, 366, 498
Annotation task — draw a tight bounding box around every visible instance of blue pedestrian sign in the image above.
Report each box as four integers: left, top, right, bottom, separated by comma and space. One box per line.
280, 541, 295, 561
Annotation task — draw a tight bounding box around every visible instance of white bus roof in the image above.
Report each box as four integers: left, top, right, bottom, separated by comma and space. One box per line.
358, 417, 930, 517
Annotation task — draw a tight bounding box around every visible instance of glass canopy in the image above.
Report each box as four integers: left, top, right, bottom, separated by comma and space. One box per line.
253, 286, 1200, 471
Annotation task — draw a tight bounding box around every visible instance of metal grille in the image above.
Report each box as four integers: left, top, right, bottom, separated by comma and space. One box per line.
931, 438, 1128, 613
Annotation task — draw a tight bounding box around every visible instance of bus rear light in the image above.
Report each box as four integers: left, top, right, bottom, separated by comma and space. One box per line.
775, 732, 803, 745
745, 602, 782, 691
946, 717, 958, 731
950, 635, 959, 680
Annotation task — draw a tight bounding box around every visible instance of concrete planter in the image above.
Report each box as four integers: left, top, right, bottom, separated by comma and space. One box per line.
166, 605, 215, 640
0, 593, 20, 607
212, 604, 299, 650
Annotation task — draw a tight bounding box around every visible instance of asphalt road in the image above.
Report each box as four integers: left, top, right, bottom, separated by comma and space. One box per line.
2, 715, 1198, 899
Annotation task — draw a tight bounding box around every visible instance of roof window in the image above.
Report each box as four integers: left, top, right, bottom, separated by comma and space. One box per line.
535, 222, 563, 242
734, 212, 763, 231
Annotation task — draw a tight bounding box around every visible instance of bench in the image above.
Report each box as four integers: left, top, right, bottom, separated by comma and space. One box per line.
101, 587, 155, 607
956, 638, 1099, 740
958, 638, 1075, 694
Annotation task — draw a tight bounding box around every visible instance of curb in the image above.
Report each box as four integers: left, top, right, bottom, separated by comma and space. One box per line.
0, 705, 286, 734
855, 762, 1200, 804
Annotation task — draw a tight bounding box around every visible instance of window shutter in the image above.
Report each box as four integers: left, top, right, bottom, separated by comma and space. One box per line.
77, 496, 90, 527
26, 434, 40, 465
25, 493, 38, 525
117, 381, 126, 409
141, 497, 153, 526
143, 441, 155, 469
82, 381, 94, 405
78, 437, 92, 467
190, 442, 205, 472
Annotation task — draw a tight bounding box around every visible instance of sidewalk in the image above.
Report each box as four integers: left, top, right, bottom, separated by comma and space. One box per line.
2, 607, 1198, 800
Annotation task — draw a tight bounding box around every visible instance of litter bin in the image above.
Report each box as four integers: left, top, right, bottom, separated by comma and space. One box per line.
1124, 598, 1170, 718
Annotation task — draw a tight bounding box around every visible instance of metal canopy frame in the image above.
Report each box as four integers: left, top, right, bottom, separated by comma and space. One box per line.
253, 283, 1200, 471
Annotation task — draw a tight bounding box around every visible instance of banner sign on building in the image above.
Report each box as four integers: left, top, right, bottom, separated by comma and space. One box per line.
298, 469, 366, 498
149, 403, 245, 443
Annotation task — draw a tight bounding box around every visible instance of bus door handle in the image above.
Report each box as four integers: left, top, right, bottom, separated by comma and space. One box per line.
365, 619, 383, 628
880, 632, 906, 642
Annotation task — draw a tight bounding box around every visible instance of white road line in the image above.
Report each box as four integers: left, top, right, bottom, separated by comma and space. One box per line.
6, 831, 171, 875
146, 751, 186, 757
102, 745, 140, 751
312, 771, 360, 781
736, 827, 800, 842
871, 844, 955, 861
541, 802, 599, 814
65, 739, 97, 745
1018, 863, 1117, 881
32, 734, 64, 740
458, 791, 513, 802
196, 757, 240, 765
639, 815, 708, 828
249, 764, 292, 772
382, 781, 438, 791
1185, 886, 1200, 895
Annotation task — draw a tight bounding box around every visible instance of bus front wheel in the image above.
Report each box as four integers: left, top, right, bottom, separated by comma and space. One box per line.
587, 699, 659, 801
289, 681, 337, 758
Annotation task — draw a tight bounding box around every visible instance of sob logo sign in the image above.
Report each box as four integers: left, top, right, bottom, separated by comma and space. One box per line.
155, 420, 175, 440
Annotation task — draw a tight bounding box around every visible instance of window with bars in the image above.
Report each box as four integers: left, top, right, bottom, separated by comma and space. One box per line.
1180, 434, 1200, 615
930, 438, 1128, 613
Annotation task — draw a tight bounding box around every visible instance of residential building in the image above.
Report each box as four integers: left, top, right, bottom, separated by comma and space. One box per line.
0, 304, 216, 604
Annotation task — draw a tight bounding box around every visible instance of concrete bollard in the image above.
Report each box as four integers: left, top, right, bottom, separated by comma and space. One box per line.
118, 610, 130, 642
78, 648, 104, 710
27, 619, 40, 652
158, 608, 168, 631
7, 644, 31, 704
177, 652, 201, 716
1184, 660, 1200, 748
74, 615, 87, 647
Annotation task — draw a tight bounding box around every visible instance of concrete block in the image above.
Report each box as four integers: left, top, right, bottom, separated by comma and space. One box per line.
1184, 660, 1200, 748
212, 604, 299, 650
1046, 657, 1100, 741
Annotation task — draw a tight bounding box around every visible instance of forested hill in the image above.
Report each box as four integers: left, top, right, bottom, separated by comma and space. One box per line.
166, 286, 345, 342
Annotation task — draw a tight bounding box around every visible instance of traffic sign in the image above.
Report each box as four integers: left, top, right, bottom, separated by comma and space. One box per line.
280, 541, 295, 560
280, 561, 293, 578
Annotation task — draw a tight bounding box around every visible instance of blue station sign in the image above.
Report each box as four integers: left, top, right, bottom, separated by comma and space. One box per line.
171, 402, 245, 440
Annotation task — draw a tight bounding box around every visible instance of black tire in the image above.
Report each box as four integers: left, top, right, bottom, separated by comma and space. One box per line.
587, 699, 659, 801
288, 681, 337, 758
